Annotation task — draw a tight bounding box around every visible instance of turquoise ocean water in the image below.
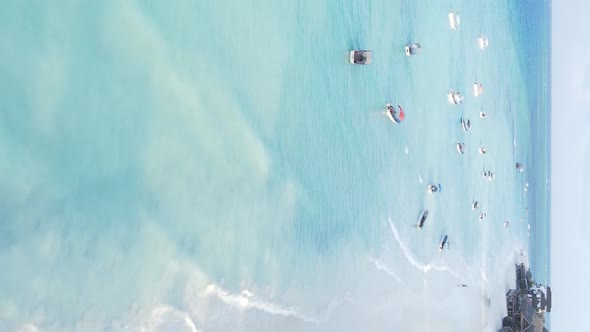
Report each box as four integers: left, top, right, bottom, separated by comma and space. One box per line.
0, 1, 550, 331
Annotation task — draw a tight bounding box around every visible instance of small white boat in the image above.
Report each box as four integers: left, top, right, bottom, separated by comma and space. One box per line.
439, 234, 449, 251
405, 43, 422, 56
478, 212, 487, 221
478, 35, 489, 50
504, 220, 510, 227
472, 201, 479, 210
482, 170, 494, 181
456, 142, 465, 154
417, 209, 429, 229
427, 183, 442, 193
473, 82, 483, 97
448, 10, 461, 30
516, 162, 524, 172
479, 145, 487, 154
460, 117, 471, 132
480, 111, 488, 118
487, 172, 495, 181
349, 50, 372, 65
448, 90, 464, 104
385, 103, 405, 124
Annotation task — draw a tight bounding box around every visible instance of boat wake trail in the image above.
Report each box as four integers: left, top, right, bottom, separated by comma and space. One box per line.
387, 217, 462, 279
202, 284, 319, 324
368, 257, 405, 285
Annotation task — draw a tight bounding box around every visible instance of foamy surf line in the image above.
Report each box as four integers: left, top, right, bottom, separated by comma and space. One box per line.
150, 305, 200, 332
387, 217, 462, 279
203, 284, 319, 324
10, 305, 202, 332
368, 257, 404, 285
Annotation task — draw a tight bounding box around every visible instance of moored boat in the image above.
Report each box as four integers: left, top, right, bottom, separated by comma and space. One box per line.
349, 50, 372, 65
385, 103, 405, 124
417, 209, 429, 229
448, 10, 461, 30
456, 142, 465, 154
439, 235, 449, 251
427, 183, 442, 193
448, 90, 464, 104
473, 82, 484, 97
478, 35, 489, 50
461, 117, 471, 132
405, 42, 422, 56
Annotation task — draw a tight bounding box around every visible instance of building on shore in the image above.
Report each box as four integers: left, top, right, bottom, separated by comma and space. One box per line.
506, 289, 519, 322
530, 285, 552, 313
498, 328, 516, 332
516, 263, 528, 290
498, 264, 550, 332
519, 296, 545, 331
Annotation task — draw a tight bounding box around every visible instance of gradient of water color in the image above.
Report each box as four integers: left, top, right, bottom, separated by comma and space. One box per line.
0, 0, 549, 331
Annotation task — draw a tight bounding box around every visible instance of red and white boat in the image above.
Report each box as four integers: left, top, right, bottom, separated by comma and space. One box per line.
385, 103, 405, 124
473, 82, 484, 97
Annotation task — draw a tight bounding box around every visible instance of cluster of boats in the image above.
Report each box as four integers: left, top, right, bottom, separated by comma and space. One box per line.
349, 9, 524, 252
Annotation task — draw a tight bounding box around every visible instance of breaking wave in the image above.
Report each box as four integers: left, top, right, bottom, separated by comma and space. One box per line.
202, 284, 319, 324
387, 217, 462, 279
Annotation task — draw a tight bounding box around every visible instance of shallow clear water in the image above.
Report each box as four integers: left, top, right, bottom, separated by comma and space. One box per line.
0, 0, 549, 331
